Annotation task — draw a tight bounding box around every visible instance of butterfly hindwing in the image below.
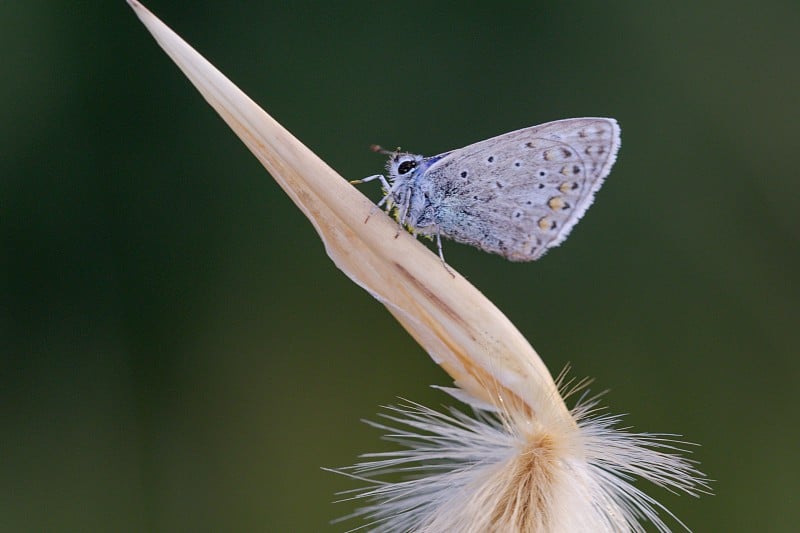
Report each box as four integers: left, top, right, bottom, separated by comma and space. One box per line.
419, 118, 620, 260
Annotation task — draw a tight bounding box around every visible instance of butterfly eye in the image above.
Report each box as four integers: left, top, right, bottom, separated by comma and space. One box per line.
398, 160, 417, 175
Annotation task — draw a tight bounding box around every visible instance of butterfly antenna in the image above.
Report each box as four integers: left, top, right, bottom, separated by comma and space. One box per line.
370, 144, 397, 156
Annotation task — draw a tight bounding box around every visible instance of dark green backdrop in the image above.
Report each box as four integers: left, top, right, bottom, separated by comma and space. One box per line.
3, 1, 798, 531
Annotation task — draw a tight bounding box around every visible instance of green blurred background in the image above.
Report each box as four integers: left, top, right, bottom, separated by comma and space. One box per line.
2, 1, 798, 531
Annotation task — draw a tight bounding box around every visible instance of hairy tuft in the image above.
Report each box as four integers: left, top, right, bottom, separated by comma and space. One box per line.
332, 387, 709, 532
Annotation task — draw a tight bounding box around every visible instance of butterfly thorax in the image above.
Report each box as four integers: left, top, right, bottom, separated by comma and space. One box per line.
386, 153, 442, 235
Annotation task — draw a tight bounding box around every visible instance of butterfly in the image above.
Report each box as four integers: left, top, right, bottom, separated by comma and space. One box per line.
353, 118, 620, 263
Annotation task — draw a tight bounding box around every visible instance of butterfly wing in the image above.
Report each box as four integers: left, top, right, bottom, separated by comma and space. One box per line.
422, 118, 620, 261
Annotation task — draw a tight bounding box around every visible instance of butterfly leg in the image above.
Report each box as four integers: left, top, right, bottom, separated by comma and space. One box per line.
350, 173, 391, 189
350, 174, 394, 222
394, 193, 412, 239
435, 227, 455, 277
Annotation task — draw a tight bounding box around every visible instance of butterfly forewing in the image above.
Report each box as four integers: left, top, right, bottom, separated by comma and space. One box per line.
424, 118, 620, 261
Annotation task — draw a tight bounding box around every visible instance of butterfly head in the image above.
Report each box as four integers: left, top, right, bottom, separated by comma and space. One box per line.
387, 152, 424, 182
